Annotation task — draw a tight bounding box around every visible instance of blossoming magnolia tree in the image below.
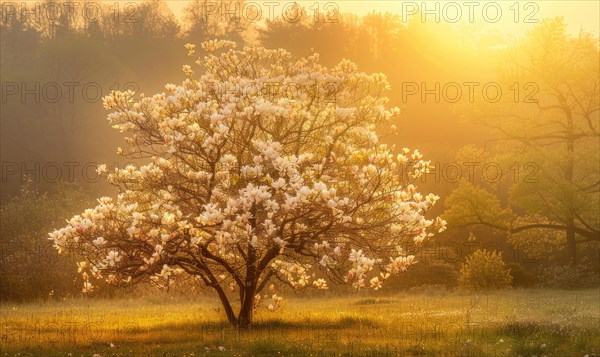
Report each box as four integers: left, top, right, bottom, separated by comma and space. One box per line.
49, 40, 446, 328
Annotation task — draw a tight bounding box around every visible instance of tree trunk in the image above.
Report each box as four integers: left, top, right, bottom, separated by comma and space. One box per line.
237, 284, 256, 329
237, 205, 259, 329
237, 304, 253, 329
566, 221, 577, 265
214, 283, 238, 326
564, 106, 577, 264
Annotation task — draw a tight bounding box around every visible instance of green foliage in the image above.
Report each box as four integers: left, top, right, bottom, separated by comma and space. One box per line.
508, 215, 566, 260
442, 181, 512, 229
459, 249, 512, 290
444, 18, 600, 264
0, 181, 94, 301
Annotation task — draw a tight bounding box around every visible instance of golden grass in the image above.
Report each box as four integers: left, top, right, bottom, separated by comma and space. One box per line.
1, 289, 598, 356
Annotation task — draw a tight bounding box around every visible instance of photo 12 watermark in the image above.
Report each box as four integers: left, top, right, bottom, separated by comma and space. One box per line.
399, 1, 540, 24
401, 82, 539, 104
199, 1, 341, 23
1, 81, 139, 104
1, 160, 541, 185
415, 161, 540, 184
1, 1, 140, 25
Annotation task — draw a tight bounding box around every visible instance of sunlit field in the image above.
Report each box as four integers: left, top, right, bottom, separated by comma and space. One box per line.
2, 289, 598, 356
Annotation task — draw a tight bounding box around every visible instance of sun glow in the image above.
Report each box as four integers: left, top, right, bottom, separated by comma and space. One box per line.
162, 1, 599, 36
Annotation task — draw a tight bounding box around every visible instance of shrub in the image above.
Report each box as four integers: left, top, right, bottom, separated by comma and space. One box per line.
507, 263, 538, 288
538, 259, 600, 289
459, 249, 512, 290
390, 262, 459, 290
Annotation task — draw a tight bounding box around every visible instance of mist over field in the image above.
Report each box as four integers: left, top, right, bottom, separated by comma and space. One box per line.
0, 1, 598, 356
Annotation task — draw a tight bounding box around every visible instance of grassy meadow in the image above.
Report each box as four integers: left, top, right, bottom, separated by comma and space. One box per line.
0, 289, 598, 356
0, 290, 600, 357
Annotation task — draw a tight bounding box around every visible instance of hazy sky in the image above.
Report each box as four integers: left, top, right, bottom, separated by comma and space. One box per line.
165, 0, 599, 36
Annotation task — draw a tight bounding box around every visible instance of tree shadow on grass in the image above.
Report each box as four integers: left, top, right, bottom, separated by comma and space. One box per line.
152, 315, 380, 332
252, 316, 381, 330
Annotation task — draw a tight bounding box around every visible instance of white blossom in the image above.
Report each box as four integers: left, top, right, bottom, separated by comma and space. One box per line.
48, 41, 445, 321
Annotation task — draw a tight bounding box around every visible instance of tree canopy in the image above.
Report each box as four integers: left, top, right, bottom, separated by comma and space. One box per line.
48, 41, 446, 327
